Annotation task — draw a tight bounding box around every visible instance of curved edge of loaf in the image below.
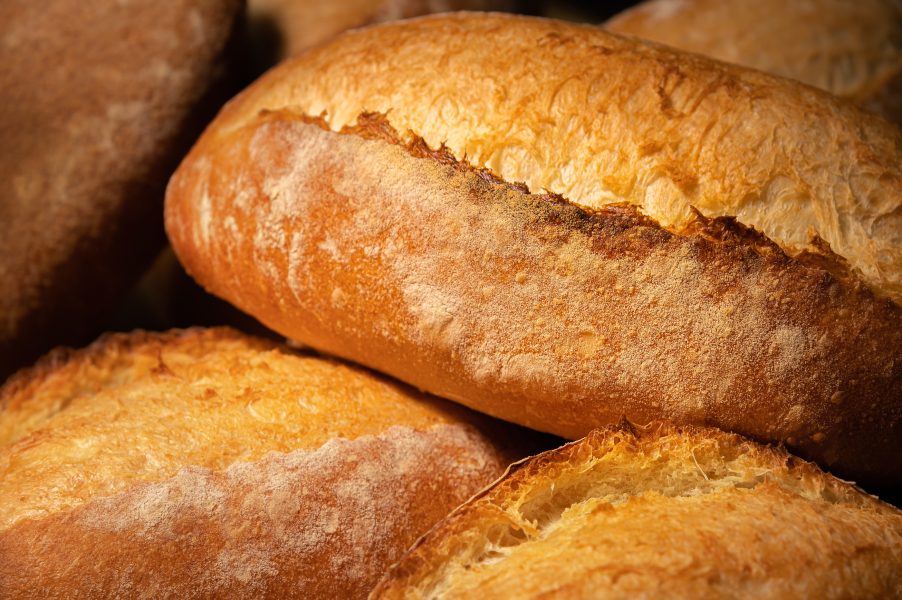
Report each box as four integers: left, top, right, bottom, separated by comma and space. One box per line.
0, 423, 512, 599
165, 109, 902, 486
372, 420, 902, 599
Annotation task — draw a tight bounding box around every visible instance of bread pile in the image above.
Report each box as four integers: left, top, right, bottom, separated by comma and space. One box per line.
3, 2, 901, 598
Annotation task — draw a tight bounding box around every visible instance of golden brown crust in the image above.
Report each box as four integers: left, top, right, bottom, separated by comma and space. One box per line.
0, 0, 242, 380
201, 12, 902, 304
606, 0, 902, 125
0, 425, 504, 599
166, 111, 902, 486
0, 327, 532, 598
373, 421, 902, 599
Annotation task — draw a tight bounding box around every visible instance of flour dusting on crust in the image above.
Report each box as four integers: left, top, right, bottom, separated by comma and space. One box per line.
3, 424, 506, 598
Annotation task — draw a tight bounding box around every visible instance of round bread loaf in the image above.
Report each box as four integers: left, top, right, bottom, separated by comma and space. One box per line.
165, 13, 902, 486
0, 328, 534, 598
606, 0, 902, 125
373, 421, 902, 598
0, 0, 241, 380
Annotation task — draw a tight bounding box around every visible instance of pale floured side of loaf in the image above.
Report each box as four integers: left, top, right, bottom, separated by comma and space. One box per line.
165, 113, 902, 486
0, 328, 523, 598
372, 422, 902, 599
205, 12, 902, 303
606, 0, 902, 118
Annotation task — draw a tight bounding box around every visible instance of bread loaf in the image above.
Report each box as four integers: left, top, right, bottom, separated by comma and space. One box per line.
373, 421, 902, 598
0, 0, 241, 380
0, 328, 535, 598
606, 0, 902, 125
165, 13, 902, 486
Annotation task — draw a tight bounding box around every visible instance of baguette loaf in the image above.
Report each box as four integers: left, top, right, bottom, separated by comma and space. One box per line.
0, 0, 241, 380
0, 328, 535, 598
606, 0, 902, 125
165, 13, 902, 486
373, 421, 902, 599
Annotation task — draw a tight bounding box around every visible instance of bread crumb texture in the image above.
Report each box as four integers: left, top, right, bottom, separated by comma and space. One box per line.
0, 328, 515, 598
213, 12, 902, 304
374, 422, 902, 599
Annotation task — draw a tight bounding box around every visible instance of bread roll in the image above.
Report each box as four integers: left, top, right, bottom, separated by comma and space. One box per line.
0, 328, 534, 598
0, 0, 241, 380
606, 0, 902, 125
165, 13, 902, 486
373, 421, 902, 598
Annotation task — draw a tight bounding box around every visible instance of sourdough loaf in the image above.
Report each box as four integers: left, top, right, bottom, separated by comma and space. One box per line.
0, 328, 534, 598
165, 13, 902, 485
373, 421, 902, 599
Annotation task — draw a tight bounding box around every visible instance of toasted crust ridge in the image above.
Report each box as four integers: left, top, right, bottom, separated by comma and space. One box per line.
373, 421, 902, 599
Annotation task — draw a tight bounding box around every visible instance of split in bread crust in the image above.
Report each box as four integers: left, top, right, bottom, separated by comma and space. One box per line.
201, 12, 902, 304
166, 107, 902, 486
0, 327, 530, 598
373, 421, 902, 599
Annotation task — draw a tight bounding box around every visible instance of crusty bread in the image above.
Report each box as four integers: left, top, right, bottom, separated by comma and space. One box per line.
165, 14, 902, 486
606, 0, 902, 125
373, 421, 902, 599
246, 0, 514, 63
0, 327, 535, 598
186, 12, 902, 303
0, 0, 241, 380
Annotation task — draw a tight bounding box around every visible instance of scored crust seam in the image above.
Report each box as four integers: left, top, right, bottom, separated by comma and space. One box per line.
257, 108, 886, 306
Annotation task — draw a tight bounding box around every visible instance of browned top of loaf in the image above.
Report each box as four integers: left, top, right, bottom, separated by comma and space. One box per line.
165, 109, 902, 485
207, 12, 902, 305
606, 0, 902, 111
373, 421, 902, 599
0, 327, 521, 598
0, 0, 240, 379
